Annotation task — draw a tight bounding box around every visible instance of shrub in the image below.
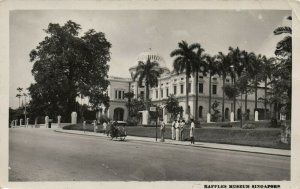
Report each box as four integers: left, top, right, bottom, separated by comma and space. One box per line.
270, 118, 280, 128
127, 117, 139, 126
242, 123, 256, 129
221, 124, 232, 128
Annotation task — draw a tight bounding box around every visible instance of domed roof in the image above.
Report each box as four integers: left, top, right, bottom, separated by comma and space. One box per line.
136, 51, 167, 68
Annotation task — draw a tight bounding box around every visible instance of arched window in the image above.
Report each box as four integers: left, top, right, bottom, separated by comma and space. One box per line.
199, 106, 203, 118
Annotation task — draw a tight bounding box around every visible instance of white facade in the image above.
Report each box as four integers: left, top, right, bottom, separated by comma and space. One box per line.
103, 51, 270, 123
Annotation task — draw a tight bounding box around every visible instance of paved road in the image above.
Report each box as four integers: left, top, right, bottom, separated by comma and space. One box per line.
9, 129, 290, 181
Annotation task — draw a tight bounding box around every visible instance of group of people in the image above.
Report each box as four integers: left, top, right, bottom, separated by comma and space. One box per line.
160, 118, 195, 144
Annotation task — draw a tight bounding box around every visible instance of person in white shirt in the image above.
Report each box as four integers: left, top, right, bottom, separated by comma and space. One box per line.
160, 120, 166, 142
175, 119, 180, 141
103, 121, 107, 134
190, 118, 195, 144
180, 120, 186, 141
171, 120, 176, 140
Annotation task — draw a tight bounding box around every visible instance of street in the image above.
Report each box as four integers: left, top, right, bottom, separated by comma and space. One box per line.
9, 129, 290, 181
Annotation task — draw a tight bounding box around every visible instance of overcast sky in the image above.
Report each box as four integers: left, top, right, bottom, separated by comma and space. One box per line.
9, 10, 291, 108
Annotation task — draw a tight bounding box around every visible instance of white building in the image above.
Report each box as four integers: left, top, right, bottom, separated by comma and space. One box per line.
99, 51, 270, 123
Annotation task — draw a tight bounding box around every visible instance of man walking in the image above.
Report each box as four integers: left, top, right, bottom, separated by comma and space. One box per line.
160, 119, 166, 142
190, 118, 195, 144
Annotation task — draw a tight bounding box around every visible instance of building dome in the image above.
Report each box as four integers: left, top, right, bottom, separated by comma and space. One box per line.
136, 51, 167, 68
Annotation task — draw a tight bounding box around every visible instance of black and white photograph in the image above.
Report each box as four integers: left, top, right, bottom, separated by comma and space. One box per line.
1, 0, 299, 188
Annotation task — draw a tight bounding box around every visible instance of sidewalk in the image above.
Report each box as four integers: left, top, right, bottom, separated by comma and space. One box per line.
54, 129, 290, 157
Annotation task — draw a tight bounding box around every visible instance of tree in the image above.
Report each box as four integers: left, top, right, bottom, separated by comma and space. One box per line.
272, 15, 292, 119
216, 51, 231, 121
251, 53, 264, 110
29, 20, 111, 121
171, 41, 200, 118
164, 95, 183, 120
228, 46, 243, 120
124, 91, 134, 117
133, 57, 162, 112
260, 56, 275, 119
192, 44, 207, 125
206, 55, 221, 114
206, 55, 220, 116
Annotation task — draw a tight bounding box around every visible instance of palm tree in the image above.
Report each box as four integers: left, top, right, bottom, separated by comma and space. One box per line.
192, 44, 207, 126
133, 57, 162, 112
228, 47, 243, 120
216, 52, 231, 121
206, 55, 220, 117
261, 56, 275, 119
240, 51, 256, 118
252, 54, 264, 111
274, 16, 292, 58
170, 41, 200, 118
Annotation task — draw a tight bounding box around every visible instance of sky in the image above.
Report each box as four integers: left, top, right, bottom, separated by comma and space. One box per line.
9, 10, 291, 108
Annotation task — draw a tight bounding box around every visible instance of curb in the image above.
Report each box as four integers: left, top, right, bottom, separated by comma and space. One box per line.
54, 129, 290, 157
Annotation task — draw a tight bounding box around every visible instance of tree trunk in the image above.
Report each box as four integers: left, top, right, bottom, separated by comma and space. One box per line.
233, 77, 236, 120
186, 73, 190, 119
255, 76, 258, 110
264, 78, 267, 120
245, 91, 248, 120
145, 80, 149, 111
195, 71, 199, 127
222, 75, 225, 121
209, 72, 212, 114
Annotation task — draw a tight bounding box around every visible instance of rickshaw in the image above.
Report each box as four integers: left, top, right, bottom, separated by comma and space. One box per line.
107, 121, 127, 141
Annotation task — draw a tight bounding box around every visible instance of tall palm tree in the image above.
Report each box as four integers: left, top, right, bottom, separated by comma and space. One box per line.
206, 55, 220, 116
216, 52, 231, 121
274, 16, 292, 58
240, 51, 255, 117
228, 47, 243, 120
170, 41, 200, 118
133, 57, 162, 112
252, 54, 264, 111
261, 56, 275, 119
192, 44, 208, 126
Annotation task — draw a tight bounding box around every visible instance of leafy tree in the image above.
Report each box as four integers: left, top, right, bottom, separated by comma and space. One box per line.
29, 20, 111, 121
171, 41, 199, 118
271, 15, 292, 119
133, 57, 162, 112
164, 95, 183, 119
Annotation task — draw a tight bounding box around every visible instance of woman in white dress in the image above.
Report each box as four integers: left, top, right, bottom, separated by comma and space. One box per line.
190, 119, 195, 144
175, 120, 180, 141
171, 120, 176, 140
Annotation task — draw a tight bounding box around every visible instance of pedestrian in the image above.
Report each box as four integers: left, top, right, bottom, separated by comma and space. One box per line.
175, 119, 180, 141
190, 118, 195, 144
160, 119, 166, 142
103, 121, 107, 134
171, 120, 176, 140
180, 120, 186, 141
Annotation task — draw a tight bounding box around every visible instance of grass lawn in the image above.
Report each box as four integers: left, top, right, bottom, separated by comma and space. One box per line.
63, 123, 290, 150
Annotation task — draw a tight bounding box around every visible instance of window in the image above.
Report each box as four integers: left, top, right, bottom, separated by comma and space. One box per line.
173, 86, 177, 95
199, 83, 203, 93
188, 83, 191, 93
118, 91, 122, 99
166, 88, 169, 97
199, 76, 203, 79
140, 91, 144, 99
161, 89, 163, 98
156, 90, 158, 99
181, 78, 184, 80
180, 84, 184, 94
213, 78, 217, 81
122, 91, 125, 99
213, 85, 217, 95
226, 79, 230, 83
199, 106, 203, 118
115, 90, 118, 99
